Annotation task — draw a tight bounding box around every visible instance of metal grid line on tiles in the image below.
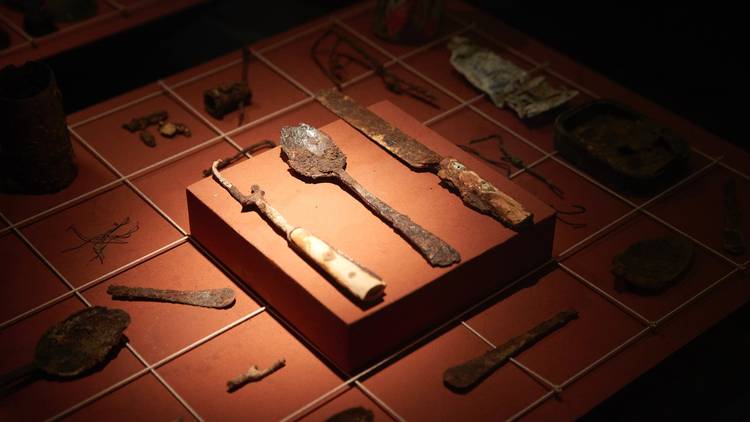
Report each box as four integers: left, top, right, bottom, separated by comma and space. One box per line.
2, 2, 749, 421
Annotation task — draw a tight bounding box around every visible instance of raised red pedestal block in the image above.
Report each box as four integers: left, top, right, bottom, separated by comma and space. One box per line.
187, 101, 555, 372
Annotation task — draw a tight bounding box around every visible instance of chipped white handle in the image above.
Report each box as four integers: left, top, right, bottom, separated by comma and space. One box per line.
288, 228, 385, 303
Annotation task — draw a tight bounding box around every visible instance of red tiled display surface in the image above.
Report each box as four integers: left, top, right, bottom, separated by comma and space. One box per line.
2, 1, 750, 420
0, 0, 206, 65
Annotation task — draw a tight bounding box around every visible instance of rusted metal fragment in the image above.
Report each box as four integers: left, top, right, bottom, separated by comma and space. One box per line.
227, 358, 285, 392
122, 110, 168, 132
447, 36, 577, 118
35, 306, 131, 378
556, 100, 690, 194
723, 179, 746, 256
438, 157, 532, 229
326, 406, 374, 422
444, 309, 578, 393
63, 217, 139, 263
316, 89, 533, 230
139, 129, 156, 147
211, 161, 385, 303
159, 121, 192, 138
203, 81, 251, 119
281, 123, 460, 267
317, 88, 441, 169
612, 235, 694, 293
201, 139, 276, 177
107, 285, 236, 309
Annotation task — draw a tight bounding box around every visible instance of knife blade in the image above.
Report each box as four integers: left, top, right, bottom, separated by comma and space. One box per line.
316, 88, 533, 230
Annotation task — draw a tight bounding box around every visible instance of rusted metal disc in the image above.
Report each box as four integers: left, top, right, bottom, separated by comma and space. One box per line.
612, 235, 694, 293
34, 306, 130, 377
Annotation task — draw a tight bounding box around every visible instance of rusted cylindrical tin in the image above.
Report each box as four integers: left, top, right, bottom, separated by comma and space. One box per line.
0, 61, 77, 194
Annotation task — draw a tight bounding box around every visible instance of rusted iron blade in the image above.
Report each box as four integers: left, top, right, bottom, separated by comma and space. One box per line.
280, 123, 460, 267
443, 309, 578, 392
316, 89, 533, 230
107, 285, 236, 309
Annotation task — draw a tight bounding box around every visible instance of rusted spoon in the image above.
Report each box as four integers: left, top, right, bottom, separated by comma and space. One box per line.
0, 306, 130, 393
281, 123, 460, 267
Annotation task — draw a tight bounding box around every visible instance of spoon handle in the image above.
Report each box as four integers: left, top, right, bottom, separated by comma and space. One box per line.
0, 362, 38, 393
337, 171, 460, 267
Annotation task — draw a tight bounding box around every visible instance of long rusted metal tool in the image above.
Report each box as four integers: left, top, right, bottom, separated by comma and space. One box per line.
107, 285, 236, 309
443, 309, 578, 392
316, 89, 533, 230
281, 123, 460, 267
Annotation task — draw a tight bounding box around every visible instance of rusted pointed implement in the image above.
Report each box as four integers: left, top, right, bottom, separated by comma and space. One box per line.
107, 285, 236, 309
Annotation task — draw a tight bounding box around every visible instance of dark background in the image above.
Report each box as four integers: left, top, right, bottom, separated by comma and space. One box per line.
34, 1, 750, 419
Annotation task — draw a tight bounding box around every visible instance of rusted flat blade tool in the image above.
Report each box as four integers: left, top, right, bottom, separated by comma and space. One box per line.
317, 89, 533, 230
107, 285, 236, 309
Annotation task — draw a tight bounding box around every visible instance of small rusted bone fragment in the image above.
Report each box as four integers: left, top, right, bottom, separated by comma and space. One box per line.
326, 406, 374, 422
139, 129, 156, 147
227, 358, 285, 392
444, 309, 578, 392
159, 122, 192, 138
204, 82, 251, 119
281, 123, 460, 267
107, 285, 236, 309
122, 110, 168, 132
723, 179, 746, 256
211, 161, 386, 303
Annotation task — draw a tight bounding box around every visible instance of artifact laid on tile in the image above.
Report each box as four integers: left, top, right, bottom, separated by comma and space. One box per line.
555, 100, 690, 194
107, 285, 236, 309
122, 110, 191, 146
122, 110, 168, 132
226, 358, 285, 392
448, 36, 578, 119
327, 406, 375, 422
317, 89, 533, 230
311, 28, 438, 107
723, 179, 746, 256
63, 217, 139, 263
443, 309, 578, 393
459, 134, 586, 228
0, 61, 78, 194
158, 121, 191, 138
0, 306, 130, 392
211, 160, 386, 303
204, 81, 251, 120
611, 235, 694, 293
373, 0, 443, 44
281, 123, 460, 267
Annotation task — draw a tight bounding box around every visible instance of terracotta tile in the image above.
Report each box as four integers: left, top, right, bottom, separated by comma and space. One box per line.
512, 158, 632, 255
564, 214, 735, 321
132, 141, 239, 231
64, 373, 194, 421
67, 84, 162, 127
262, 24, 390, 95
300, 386, 396, 422
428, 106, 544, 167
231, 101, 337, 147
344, 64, 459, 123
250, 14, 332, 53
21, 185, 182, 287
467, 268, 644, 385
341, 7, 463, 59
0, 140, 118, 223
0, 297, 143, 421
83, 242, 260, 362
648, 165, 750, 263
0, 231, 68, 324
171, 56, 309, 133
74, 89, 217, 176
363, 325, 548, 421
159, 312, 343, 421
